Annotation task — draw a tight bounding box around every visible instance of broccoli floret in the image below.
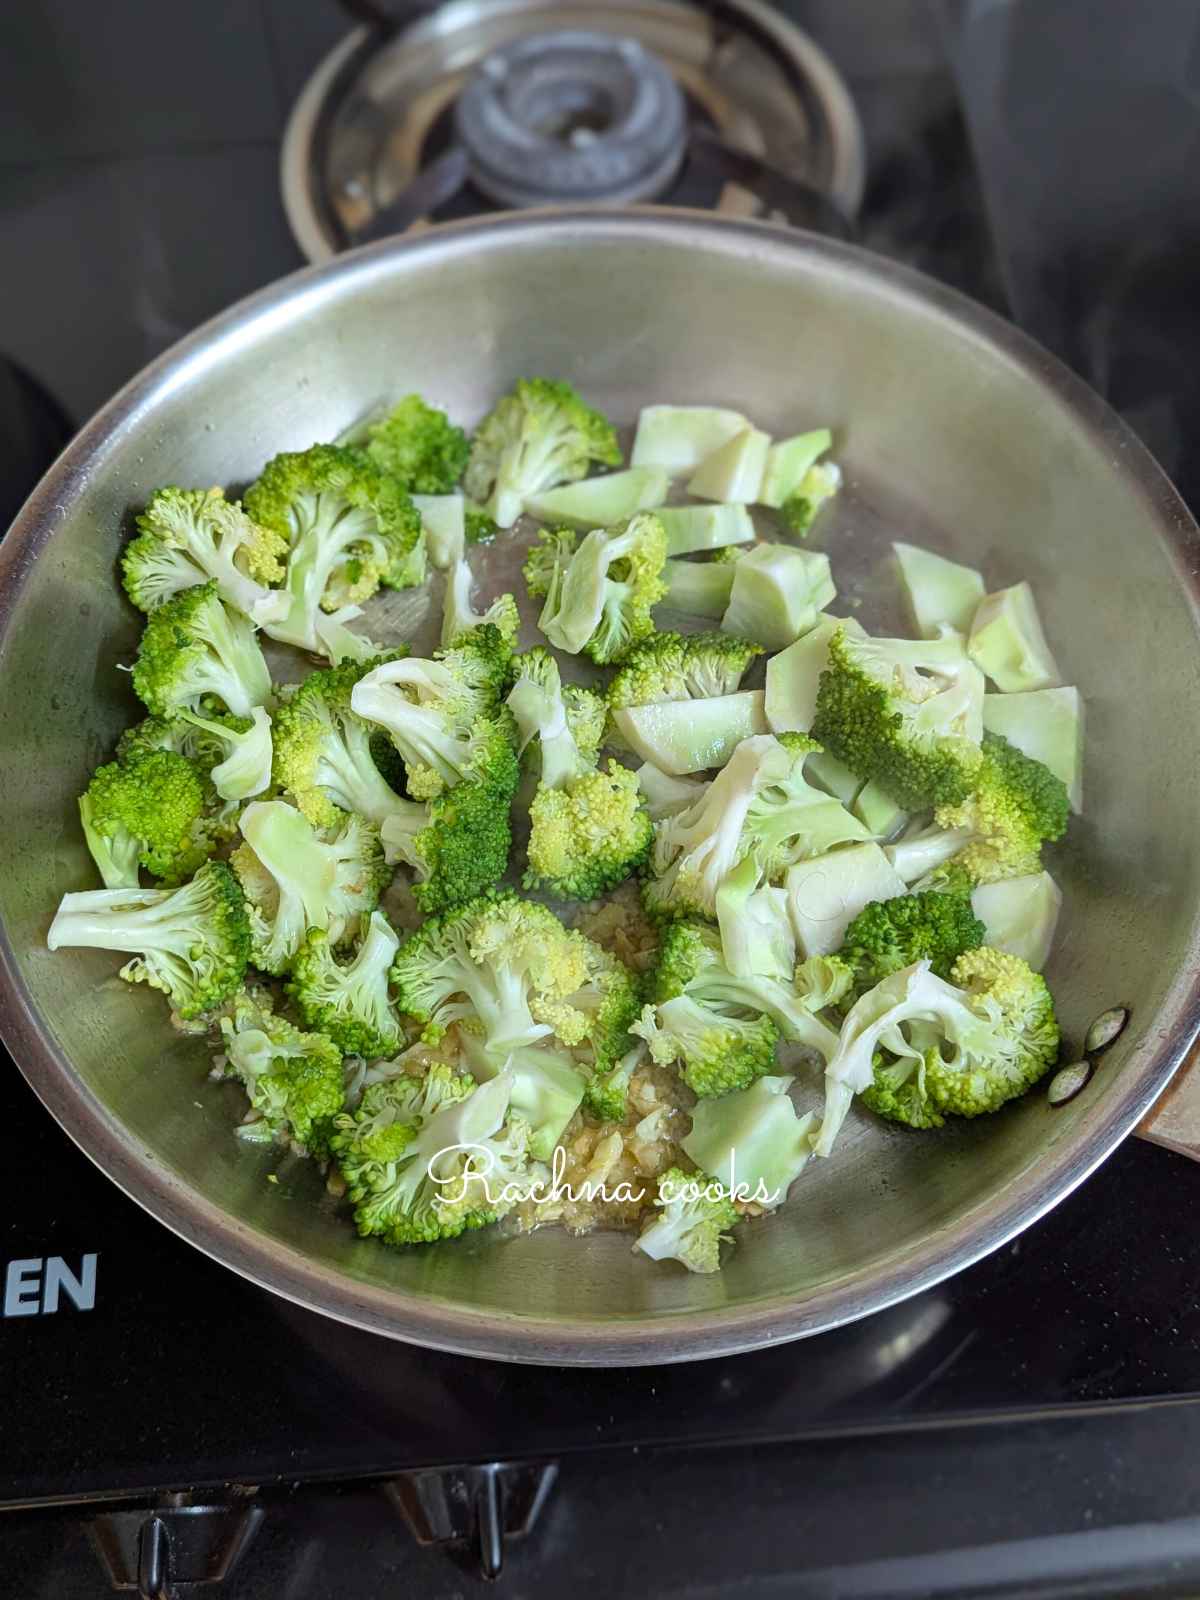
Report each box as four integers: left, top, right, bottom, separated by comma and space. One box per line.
607, 630, 763, 709
634, 1165, 740, 1274
641, 922, 838, 1097
932, 732, 1069, 883
244, 444, 425, 654
231, 799, 389, 975
349, 628, 516, 801
794, 953, 856, 1011
364, 395, 469, 494
287, 911, 401, 1059
812, 626, 985, 811
527, 512, 667, 665
381, 774, 514, 915
522, 525, 577, 600
47, 859, 250, 1019
464, 377, 621, 529
816, 948, 1060, 1153
271, 655, 415, 830
331, 1065, 538, 1244
780, 461, 842, 536
441, 553, 520, 649
391, 892, 637, 1069
216, 988, 344, 1154
839, 888, 985, 993
122, 486, 289, 624
464, 504, 498, 544
507, 648, 650, 900
643, 734, 868, 921
131, 580, 272, 720
79, 748, 223, 887
458, 1031, 585, 1162
582, 1031, 647, 1123
113, 707, 272, 809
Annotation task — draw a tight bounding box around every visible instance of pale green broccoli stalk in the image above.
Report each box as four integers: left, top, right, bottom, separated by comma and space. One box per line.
464, 377, 621, 529
215, 988, 344, 1154
525, 512, 668, 664
644, 921, 839, 1097
47, 860, 250, 1019
968, 581, 1061, 693
458, 1031, 585, 1162
815, 948, 1060, 1154
661, 553, 741, 618
287, 911, 402, 1059
607, 630, 762, 709
364, 394, 469, 494
177, 706, 273, 802
893, 542, 985, 639
231, 799, 389, 975
981, 686, 1083, 813
349, 628, 515, 801
508, 648, 651, 900
244, 444, 425, 654
643, 734, 869, 921
635, 762, 706, 821
380, 774, 515, 916
331, 1065, 539, 1245
634, 1166, 740, 1274
271, 655, 414, 830
79, 749, 214, 888
441, 553, 520, 650
971, 870, 1062, 971
122, 486, 289, 623
812, 625, 986, 811
391, 892, 637, 1067
714, 854, 796, 982
609, 692, 767, 777
131, 580, 272, 720
682, 1075, 817, 1207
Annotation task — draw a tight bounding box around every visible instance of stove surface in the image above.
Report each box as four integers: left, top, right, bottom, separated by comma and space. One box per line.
3, 2, 1199, 1594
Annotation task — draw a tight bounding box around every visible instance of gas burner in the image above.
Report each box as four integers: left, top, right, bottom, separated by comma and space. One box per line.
281, 0, 866, 261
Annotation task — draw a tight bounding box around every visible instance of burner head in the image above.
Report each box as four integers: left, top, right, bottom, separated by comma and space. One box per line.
454, 30, 687, 208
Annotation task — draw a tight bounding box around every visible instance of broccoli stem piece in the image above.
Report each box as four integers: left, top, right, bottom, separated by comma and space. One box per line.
611, 692, 768, 776
657, 504, 756, 556
721, 545, 835, 651
524, 467, 669, 529
630, 405, 749, 474
682, 1076, 817, 1207
660, 556, 739, 619
783, 842, 908, 959
893, 542, 985, 639
967, 581, 1061, 692
459, 1031, 585, 1162
687, 427, 771, 503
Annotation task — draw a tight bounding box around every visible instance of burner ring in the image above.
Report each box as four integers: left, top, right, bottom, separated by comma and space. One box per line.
454, 30, 687, 208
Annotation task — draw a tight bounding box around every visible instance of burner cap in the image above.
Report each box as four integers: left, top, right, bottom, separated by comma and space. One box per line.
454, 30, 687, 208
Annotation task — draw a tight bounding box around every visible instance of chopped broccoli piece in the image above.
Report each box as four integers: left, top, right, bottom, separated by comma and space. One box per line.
441, 552, 520, 649
610, 692, 767, 776
783, 842, 908, 959
635, 762, 707, 821
932, 731, 1070, 884
982, 687, 1083, 813
682, 1075, 817, 1206
411, 493, 466, 571
630, 405, 748, 474
721, 545, 836, 652
971, 870, 1062, 972
968, 581, 1061, 693
778, 462, 842, 536
527, 511, 667, 664
660, 553, 741, 619
177, 706, 273, 802
459, 1031, 585, 1162
524, 466, 668, 529
759, 428, 832, 508
816, 949, 1060, 1153
634, 1165, 740, 1274
464, 377, 621, 529
715, 853, 796, 981
644, 734, 869, 921
331, 1065, 538, 1245
641, 921, 838, 1097
509, 648, 651, 899
812, 625, 985, 811
764, 614, 864, 735
231, 799, 389, 975
288, 911, 402, 1058
131, 580, 272, 720
581, 1030, 647, 1123
687, 426, 770, 503
794, 953, 855, 1011
657, 504, 756, 556
893, 542, 985, 639
216, 988, 344, 1153
608, 631, 762, 709
381, 771, 514, 915
122, 486, 289, 624
79, 748, 215, 887
47, 859, 250, 1019
245, 444, 425, 654
349, 628, 516, 801
838, 887, 985, 992
364, 394, 469, 494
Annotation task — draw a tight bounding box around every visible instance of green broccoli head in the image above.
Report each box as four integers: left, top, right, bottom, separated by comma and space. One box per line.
581, 1032, 646, 1123
80, 748, 215, 887
287, 911, 402, 1059
812, 626, 985, 811
634, 1165, 741, 1274
637, 991, 779, 1100
933, 731, 1069, 884
131, 579, 273, 720
525, 761, 652, 902
464, 378, 621, 529
122, 486, 289, 624
245, 444, 425, 653
531, 512, 668, 665
47, 859, 250, 1019
608, 631, 763, 709
365, 395, 469, 494
231, 799, 389, 975
216, 988, 344, 1154
331, 1065, 537, 1244
382, 767, 516, 916
839, 888, 986, 993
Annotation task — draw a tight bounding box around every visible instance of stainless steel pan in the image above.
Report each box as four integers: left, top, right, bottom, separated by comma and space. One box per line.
2, 212, 1198, 1365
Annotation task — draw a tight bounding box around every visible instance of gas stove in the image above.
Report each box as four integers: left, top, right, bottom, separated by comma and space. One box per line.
3, 3, 1200, 1597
